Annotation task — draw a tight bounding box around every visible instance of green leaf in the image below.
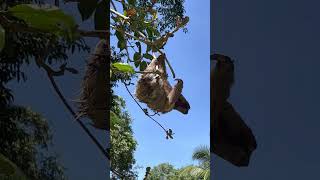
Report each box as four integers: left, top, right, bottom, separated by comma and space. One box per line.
110, 111, 121, 129
115, 30, 126, 51
133, 52, 142, 61
153, 28, 160, 37
128, 0, 136, 6
134, 60, 141, 68
143, 53, 153, 60
146, 26, 153, 40
94, 0, 108, 30
139, 61, 147, 71
133, 52, 142, 67
113, 62, 134, 74
0, 24, 5, 53
9, 4, 78, 41
77, 0, 98, 21
117, 40, 126, 51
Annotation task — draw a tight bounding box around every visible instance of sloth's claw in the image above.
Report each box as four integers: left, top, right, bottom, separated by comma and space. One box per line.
174, 79, 183, 83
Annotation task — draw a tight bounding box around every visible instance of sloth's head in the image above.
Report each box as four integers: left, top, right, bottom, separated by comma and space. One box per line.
155, 54, 166, 64
152, 54, 167, 74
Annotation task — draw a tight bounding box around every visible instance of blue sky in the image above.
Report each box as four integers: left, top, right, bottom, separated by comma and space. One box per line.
113, 0, 210, 178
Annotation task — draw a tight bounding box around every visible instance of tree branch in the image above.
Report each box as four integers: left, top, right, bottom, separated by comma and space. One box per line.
35, 55, 110, 158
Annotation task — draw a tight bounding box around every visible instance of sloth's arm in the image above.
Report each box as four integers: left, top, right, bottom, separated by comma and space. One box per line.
167, 79, 183, 105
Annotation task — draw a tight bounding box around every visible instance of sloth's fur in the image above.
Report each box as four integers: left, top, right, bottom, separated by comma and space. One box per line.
135, 54, 190, 114
77, 40, 109, 130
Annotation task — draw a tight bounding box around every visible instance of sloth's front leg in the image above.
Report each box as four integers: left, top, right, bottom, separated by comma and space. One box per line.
167, 79, 183, 106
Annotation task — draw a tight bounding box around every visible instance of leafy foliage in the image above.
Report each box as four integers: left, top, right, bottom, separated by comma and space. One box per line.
0, 0, 92, 179
110, 0, 188, 75
0, 1, 89, 106
0, 153, 28, 180
0, 106, 66, 180
192, 145, 210, 170
179, 146, 210, 179
8, 4, 79, 41
145, 163, 179, 180
146, 145, 210, 180
138, 0, 186, 32
109, 52, 138, 178
110, 96, 138, 179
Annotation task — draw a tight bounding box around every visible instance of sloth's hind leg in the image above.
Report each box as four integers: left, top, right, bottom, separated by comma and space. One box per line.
167, 79, 183, 106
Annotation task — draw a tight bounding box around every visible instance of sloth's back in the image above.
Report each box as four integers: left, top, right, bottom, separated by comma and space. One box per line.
135, 74, 169, 112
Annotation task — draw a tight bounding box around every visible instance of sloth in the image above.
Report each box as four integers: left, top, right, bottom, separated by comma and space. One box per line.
77, 40, 109, 130
135, 54, 190, 114
211, 53, 257, 167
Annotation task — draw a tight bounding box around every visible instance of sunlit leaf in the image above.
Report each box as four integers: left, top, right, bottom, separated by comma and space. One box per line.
113, 62, 135, 74
9, 4, 78, 41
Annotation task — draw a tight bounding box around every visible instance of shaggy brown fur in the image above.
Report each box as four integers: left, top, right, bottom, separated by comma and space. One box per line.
77, 40, 109, 130
135, 54, 190, 114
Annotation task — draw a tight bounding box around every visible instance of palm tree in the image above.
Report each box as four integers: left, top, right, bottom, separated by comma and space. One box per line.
178, 145, 210, 180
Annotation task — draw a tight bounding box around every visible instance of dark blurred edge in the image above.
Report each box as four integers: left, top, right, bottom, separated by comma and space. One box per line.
210, 0, 257, 169
106, 1, 111, 179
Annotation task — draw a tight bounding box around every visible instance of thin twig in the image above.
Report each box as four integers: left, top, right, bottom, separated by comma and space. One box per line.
110, 25, 152, 46
110, 8, 129, 20
110, 0, 117, 11
122, 81, 168, 135
47, 73, 110, 159
39, 59, 127, 178
36, 57, 110, 159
